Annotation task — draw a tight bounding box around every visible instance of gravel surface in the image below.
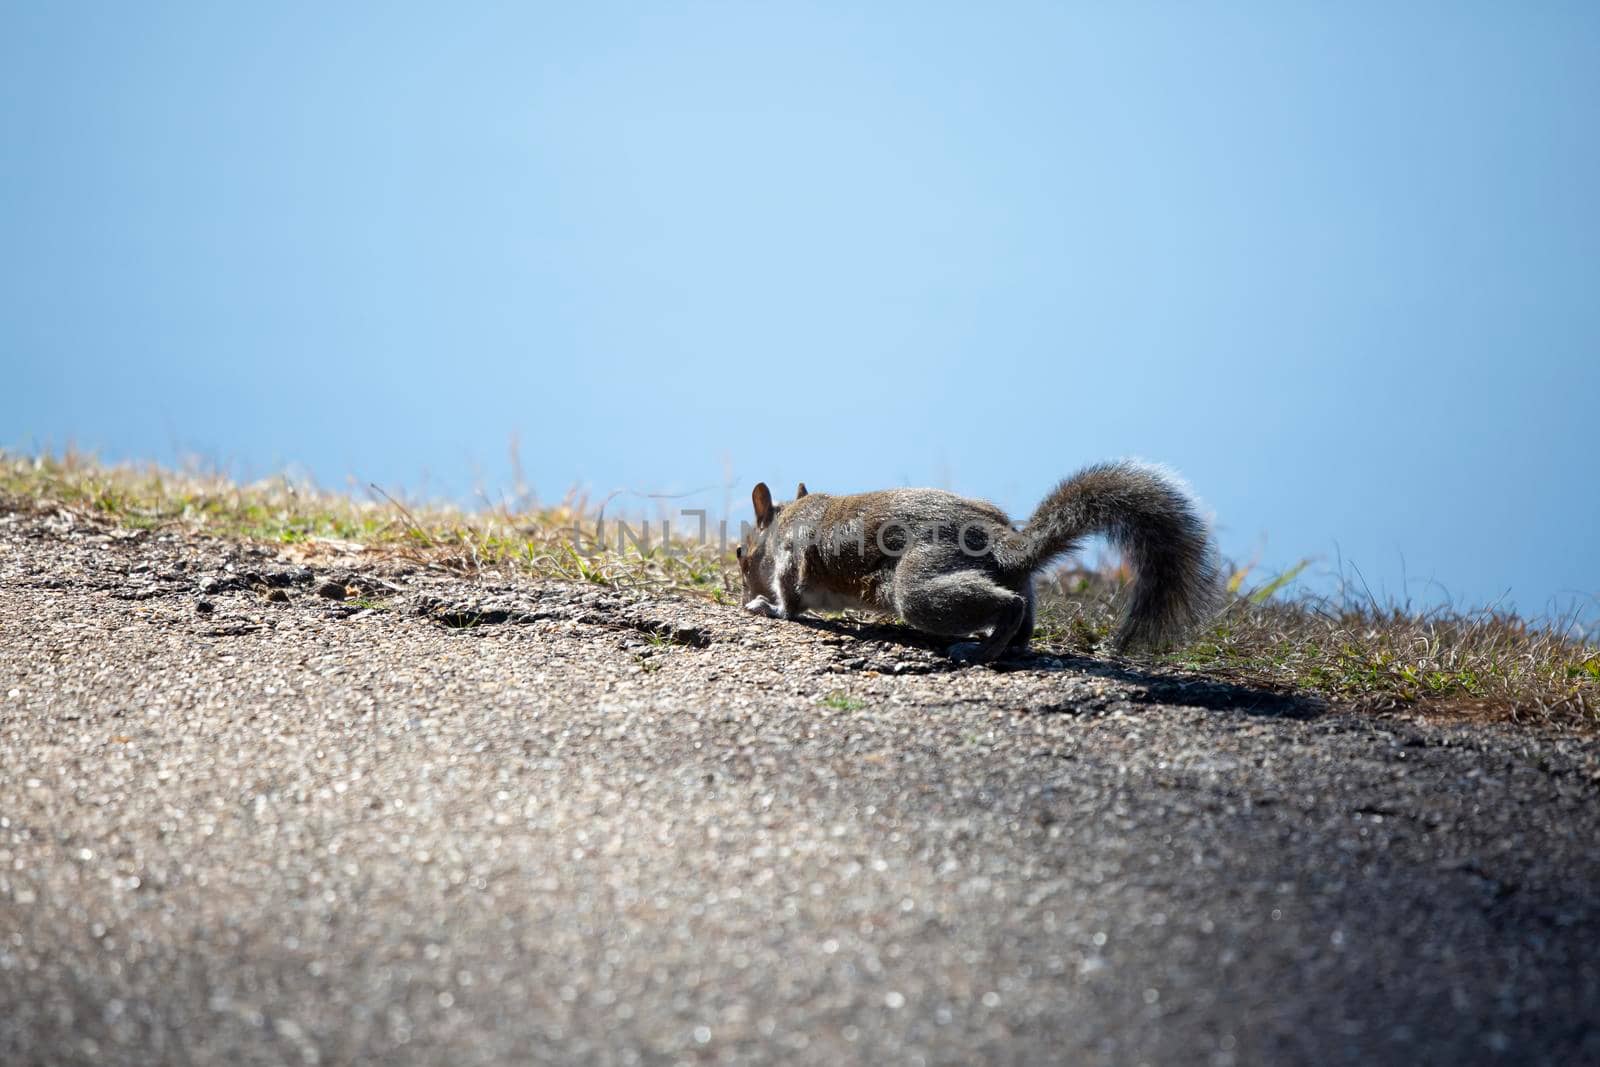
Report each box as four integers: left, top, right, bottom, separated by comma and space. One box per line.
2, 509, 1598, 1066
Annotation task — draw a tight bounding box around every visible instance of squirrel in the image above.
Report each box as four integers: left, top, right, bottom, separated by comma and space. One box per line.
735, 460, 1219, 663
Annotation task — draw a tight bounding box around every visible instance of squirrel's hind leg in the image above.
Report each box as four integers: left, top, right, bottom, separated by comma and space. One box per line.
894, 569, 1027, 665
1006, 585, 1036, 652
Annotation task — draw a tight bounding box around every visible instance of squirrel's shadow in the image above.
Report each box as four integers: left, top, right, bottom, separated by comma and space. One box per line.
789, 613, 1320, 721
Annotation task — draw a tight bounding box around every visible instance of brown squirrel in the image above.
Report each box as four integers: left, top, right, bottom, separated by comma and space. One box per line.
735, 460, 1218, 663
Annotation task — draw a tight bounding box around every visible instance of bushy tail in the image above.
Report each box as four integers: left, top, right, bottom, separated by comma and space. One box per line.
1015, 460, 1219, 654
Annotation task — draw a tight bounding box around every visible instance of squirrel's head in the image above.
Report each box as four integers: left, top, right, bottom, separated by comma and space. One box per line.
736, 481, 807, 608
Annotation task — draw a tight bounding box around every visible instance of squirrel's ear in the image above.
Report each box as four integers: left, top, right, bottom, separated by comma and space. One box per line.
795, 483, 808, 499
752, 482, 774, 528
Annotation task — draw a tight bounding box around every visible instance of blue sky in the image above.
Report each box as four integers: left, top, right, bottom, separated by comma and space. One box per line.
4, 2, 1597, 620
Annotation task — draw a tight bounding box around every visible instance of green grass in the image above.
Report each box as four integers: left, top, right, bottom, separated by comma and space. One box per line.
820, 692, 868, 712
1, 449, 732, 594
5, 450, 1595, 729
1033, 563, 1598, 729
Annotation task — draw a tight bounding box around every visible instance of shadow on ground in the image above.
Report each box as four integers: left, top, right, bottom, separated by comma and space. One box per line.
791, 613, 1323, 720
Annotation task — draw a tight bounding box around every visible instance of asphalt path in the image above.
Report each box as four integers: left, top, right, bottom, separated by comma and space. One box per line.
2, 511, 1596, 1065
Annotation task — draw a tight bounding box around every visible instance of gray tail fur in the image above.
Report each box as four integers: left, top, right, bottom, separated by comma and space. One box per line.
1012, 460, 1219, 654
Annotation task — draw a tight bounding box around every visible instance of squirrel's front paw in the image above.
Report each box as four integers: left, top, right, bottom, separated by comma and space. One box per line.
947, 641, 984, 664
744, 596, 780, 618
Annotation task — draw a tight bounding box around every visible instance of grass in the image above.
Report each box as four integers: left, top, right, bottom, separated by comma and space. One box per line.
1, 449, 733, 596
1033, 564, 1597, 729
820, 692, 868, 712
5, 450, 1596, 730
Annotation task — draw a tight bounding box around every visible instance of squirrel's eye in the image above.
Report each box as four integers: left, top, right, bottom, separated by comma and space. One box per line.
736, 545, 744, 559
